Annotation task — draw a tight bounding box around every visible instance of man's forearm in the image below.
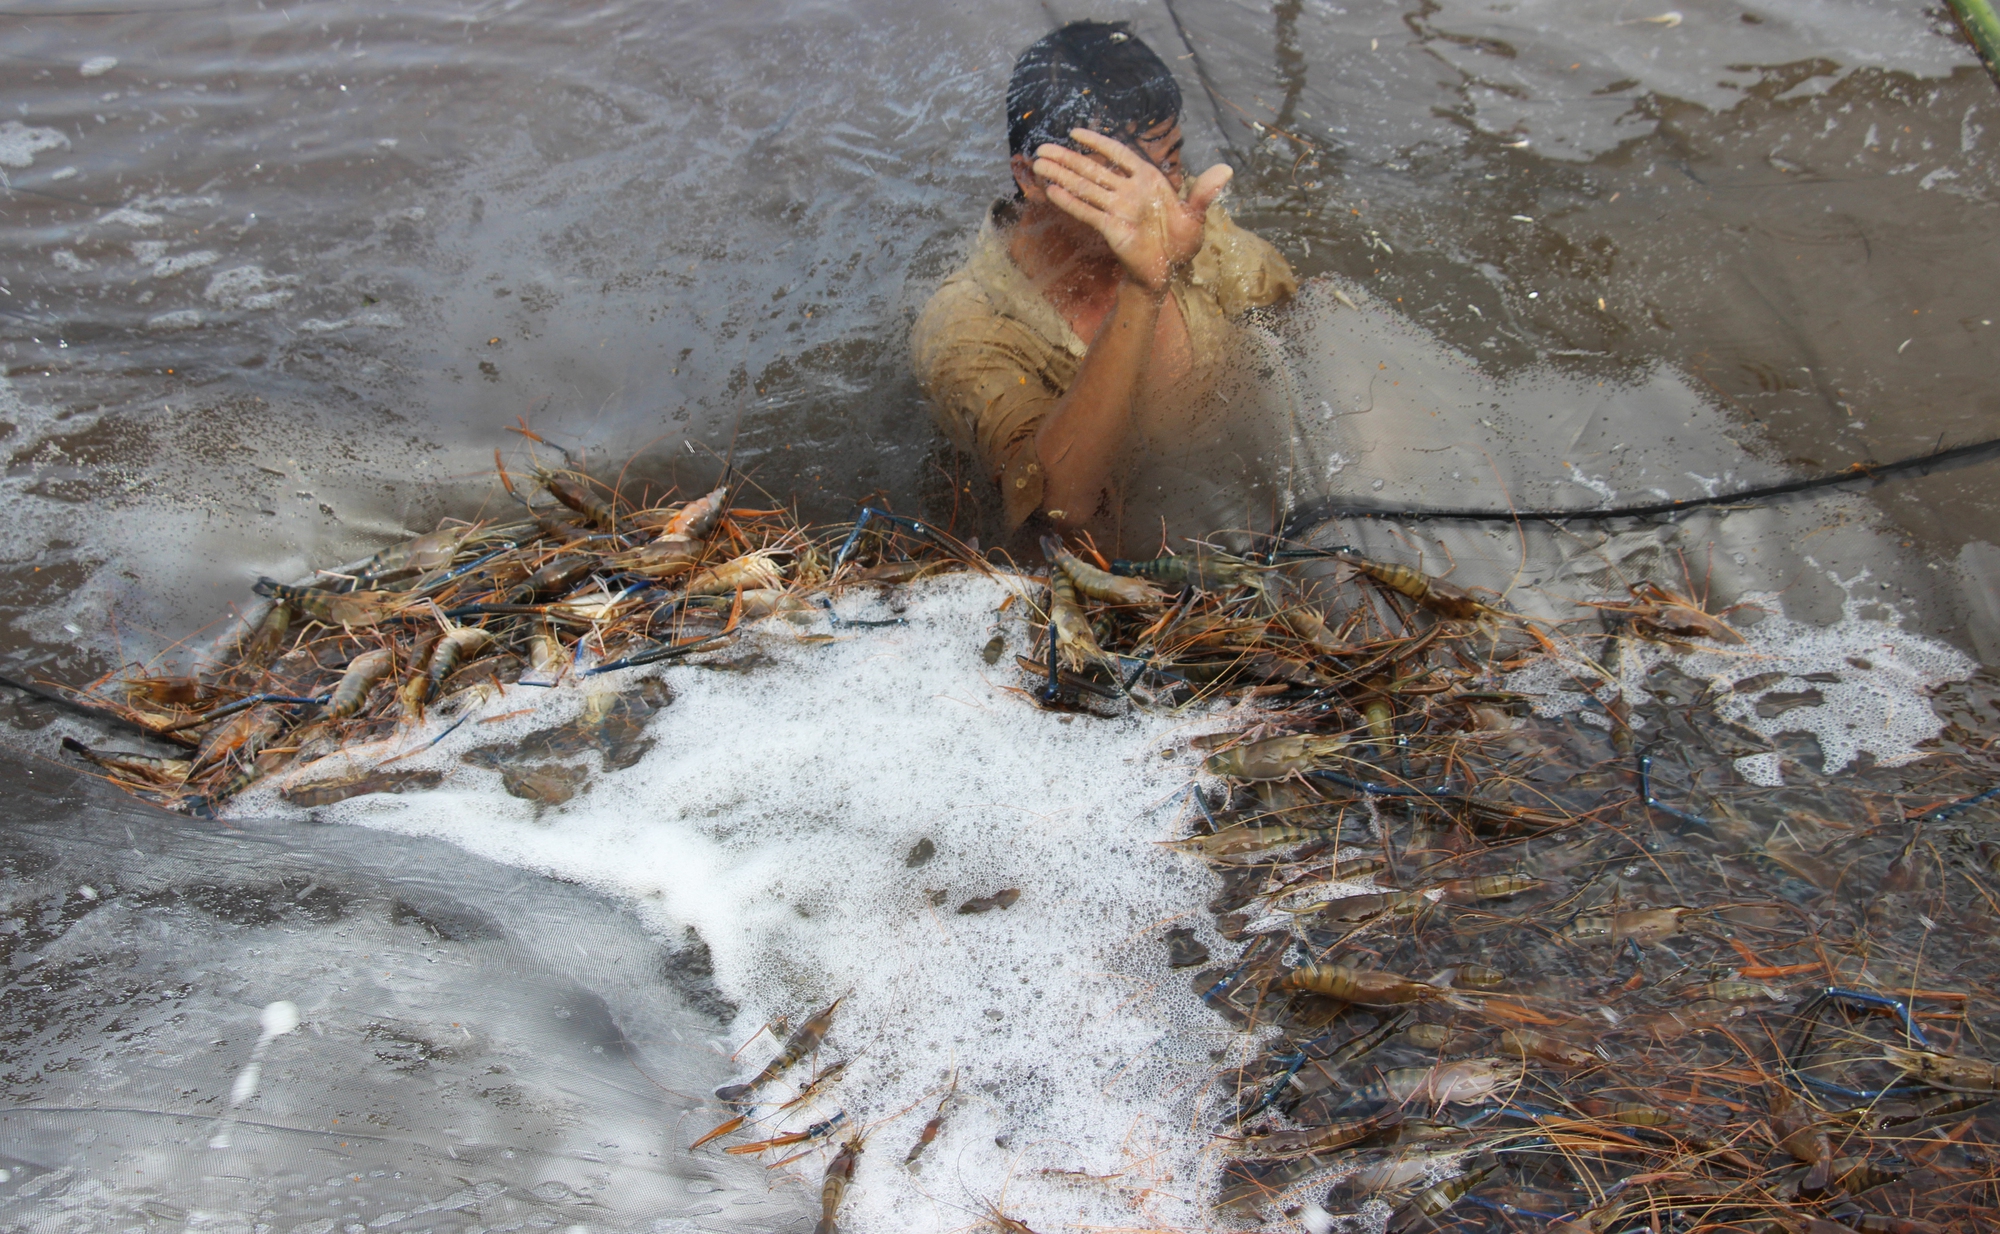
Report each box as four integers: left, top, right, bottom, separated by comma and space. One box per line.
1032, 279, 1163, 523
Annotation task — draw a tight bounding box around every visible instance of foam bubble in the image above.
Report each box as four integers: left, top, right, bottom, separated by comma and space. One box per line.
204, 265, 298, 310
144, 309, 201, 331
78, 56, 117, 78
0, 121, 70, 169
1505, 588, 1973, 784
234, 575, 1235, 1232
152, 250, 219, 279
96, 206, 163, 229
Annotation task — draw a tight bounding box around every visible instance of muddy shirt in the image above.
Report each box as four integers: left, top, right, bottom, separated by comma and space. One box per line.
911, 201, 1298, 529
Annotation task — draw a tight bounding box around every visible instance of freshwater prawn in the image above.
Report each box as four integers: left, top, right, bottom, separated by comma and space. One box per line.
252, 577, 410, 631
716, 997, 842, 1105
1335, 551, 1498, 622
1586, 579, 1746, 645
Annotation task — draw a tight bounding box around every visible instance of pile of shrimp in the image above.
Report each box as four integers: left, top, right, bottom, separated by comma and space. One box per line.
38, 433, 2000, 1234
1023, 536, 2000, 1232
49, 434, 967, 814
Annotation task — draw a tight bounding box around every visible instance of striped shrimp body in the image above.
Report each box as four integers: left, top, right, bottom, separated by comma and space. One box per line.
614, 538, 705, 579
1044, 559, 1113, 672
397, 629, 442, 716
540, 471, 615, 529
716, 997, 842, 1105
1337, 552, 1492, 622
1883, 1044, 2000, 1094
1232, 1109, 1399, 1159
237, 602, 294, 671
1497, 1028, 1598, 1069
685, 551, 786, 598
427, 627, 495, 696
1355, 1059, 1520, 1107
190, 702, 289, 779
1204, 733, 1350, 781
1435, 873, 1544, 901
1111, 549, 1266, 594
1043, 536, 1162, 606
1387, 1153, 1500, 1232
1339, 1146, 1465, 1196
61, 737, 191, 788
811, 1137, 862, 1234
1268, 583, 1344, 654
1560, 905, 1696, 946
527, 625, 570, 677
1291, 888, 1431, 924
505, 555, 596, 604
1165, 822, 1328, 862
358, 524, 474, 581
252, 578, 402, 629
323, 648, 395, 720
1282, 964, 1462, 1008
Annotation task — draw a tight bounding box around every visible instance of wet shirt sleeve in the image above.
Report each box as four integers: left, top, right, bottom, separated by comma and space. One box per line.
910, 281, 1065, 527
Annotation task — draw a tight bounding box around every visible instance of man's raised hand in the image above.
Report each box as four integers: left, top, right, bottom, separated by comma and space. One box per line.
1032, 128, 1233, 294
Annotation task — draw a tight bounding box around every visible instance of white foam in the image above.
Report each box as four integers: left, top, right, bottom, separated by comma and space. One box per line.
1505, 588, 1973, 784
233, 574, 1236, 1233
78, 55, 117, 78
0, 120, 69, 169
144, 309, 201, 332
151, 250, 219, 279
204, 265, 298, 311
96, 206, 163, 229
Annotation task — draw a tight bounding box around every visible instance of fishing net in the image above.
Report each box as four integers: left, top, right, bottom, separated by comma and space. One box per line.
7, 432, 1999, 1233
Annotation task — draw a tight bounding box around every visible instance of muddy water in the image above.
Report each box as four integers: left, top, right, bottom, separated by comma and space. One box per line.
2, 1, 1997, 1231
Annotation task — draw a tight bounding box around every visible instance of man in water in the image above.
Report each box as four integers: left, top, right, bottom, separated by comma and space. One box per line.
912, 21, 1297, 545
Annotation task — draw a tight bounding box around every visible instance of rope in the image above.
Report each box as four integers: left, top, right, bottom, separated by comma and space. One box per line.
1279, 435, 2000, 541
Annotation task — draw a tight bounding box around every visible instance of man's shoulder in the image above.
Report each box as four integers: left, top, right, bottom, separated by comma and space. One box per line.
1189, 203, 1298, 314
913, 214, 1071, 371
912, 263, 1014, 368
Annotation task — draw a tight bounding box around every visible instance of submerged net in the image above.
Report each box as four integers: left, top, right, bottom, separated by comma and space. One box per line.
18, 433, 2000, 1234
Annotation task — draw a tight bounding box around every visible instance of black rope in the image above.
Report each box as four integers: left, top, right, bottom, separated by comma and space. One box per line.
1280, 435, 2000, 540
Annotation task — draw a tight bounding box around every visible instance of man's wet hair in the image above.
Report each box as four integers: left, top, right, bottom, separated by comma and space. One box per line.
1006, 21, 1183, 159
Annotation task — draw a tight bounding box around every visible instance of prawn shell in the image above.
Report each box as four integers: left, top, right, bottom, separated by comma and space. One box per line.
1498, 1028, 1598, 1068
1275, 599, 1343, 653
190, 703, 288, 778
366, 524, 472, 575
1283, 963, 1442, 1006
1167, 822, 1318, 861
1044, 538, 1161, 606
508, 556, 596, 603
428, 627, 495, 690
1883, 1044, 2000, 1094
1046, 568, 1111, 671
324, 648, 395, 720
1204, 733, 1344, 781
61, 737, 191, 787
1635, 607, 1744, 645
685, 552, 785, 597
614, 538, 704, 579
241, 602, 294, 670
665, 485, 729, 541
543, 474, 614, 528
1342, 554, 1488, 620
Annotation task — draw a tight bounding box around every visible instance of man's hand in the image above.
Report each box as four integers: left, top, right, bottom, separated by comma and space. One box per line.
1031, 128, 1232, 294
